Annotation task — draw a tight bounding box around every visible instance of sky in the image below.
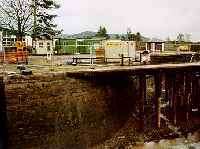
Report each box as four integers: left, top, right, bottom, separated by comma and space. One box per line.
55, 0, 200, 41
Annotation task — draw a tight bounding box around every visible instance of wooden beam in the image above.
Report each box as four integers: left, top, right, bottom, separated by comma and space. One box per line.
172, 73, 177, 125
139, 74, 146, 130
154, 71, 162, 128
191, 73, 199, 111
185, 72, 192, 121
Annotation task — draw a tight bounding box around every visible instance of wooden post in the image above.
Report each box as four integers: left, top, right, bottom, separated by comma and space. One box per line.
176, 73, 183, 108
191, 73, 199, 111
121, 54, 124, 66
0, 77, 7, 149
105, 58, 107, 64
172, 73, 177, 125
155, 71, 162, 128
165, 72, 170, 102
128, 57, 131, 65
185, 72, 192, 121
139, 74, 146, 130
166, 72, 173, 109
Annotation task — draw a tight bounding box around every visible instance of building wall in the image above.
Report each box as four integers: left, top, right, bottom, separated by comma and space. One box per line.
1, 32, 32, 48
55, 38, 104, 54
24, 35, 32, 47
104, 40, 136, 60
55, 38, 76, 54
36, 39, 53, 54
0, 31, 2, 51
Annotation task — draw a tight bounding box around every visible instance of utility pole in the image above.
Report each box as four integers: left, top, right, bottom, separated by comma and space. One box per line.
32, 0, 37, 53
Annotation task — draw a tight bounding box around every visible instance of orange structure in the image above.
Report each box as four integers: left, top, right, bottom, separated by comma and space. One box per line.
0, 41, 28, 64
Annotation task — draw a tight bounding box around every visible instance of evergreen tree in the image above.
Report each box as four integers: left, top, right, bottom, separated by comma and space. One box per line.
127, 28, 137, 41
135, 32, 141, 41
121, 35, 126, 41
0, 0, 61, 41
115, 34, 120, 39
127, 27, 132, 40
96, 26, 109, 39
34, 0, 61, 39
135, 32, 142, 50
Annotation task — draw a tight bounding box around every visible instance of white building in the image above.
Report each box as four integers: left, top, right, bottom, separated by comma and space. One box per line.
104, 40, 137, 61
0, 30, 32, 48
35, 38, 54, 55
145, 39, 165, 52
0, 31, 2, 51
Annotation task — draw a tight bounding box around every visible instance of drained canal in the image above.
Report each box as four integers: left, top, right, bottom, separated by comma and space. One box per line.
2, 71, 200, 149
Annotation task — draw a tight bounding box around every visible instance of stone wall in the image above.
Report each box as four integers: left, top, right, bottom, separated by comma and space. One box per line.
5, 73, 138, 149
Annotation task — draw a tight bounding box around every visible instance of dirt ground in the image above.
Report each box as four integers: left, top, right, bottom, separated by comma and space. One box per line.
0, 55, 141, 75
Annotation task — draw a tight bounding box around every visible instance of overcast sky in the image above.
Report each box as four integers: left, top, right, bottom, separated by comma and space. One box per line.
55, 0, 200, 41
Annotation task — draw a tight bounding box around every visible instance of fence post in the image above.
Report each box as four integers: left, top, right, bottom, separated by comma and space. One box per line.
121, 54, 124, 66
128, 57, 131, 65
0, 76, 7, 149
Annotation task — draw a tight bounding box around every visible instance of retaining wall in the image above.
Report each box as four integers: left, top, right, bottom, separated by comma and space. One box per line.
5, 73, 137, 149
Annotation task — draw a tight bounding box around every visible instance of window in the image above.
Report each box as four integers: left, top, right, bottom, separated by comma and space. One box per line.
63, 42, 68, 46
39, 42, 43, 48
47, 42, 51, 51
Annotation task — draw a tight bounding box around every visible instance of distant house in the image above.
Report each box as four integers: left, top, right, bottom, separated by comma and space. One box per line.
0, 27, 32, 49
145, 39, 165, 52
35, 37, 54, 55
164, 41, 194, 52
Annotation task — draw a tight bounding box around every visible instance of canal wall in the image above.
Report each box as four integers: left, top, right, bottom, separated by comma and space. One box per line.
150, 54, 200, 64
5, 73, 138, 149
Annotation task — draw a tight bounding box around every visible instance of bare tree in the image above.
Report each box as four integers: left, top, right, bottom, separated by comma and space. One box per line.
0, 0, 33, 41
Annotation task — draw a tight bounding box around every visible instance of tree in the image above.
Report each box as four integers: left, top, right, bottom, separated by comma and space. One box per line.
121, 35, 126, 41
135, 32, 141, 41
0, 0, 33, 40
135, 32, 142, 50
126, 28, 140, 41
115, 34, 120, 39
177, 33, 185, 42
96, 26, 109, 39
127, 27, 132, 40
34, 0, 61, 39
0, 0, 61, 41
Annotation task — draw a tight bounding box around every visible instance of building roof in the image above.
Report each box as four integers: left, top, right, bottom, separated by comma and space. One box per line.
147, 38, 164, 43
